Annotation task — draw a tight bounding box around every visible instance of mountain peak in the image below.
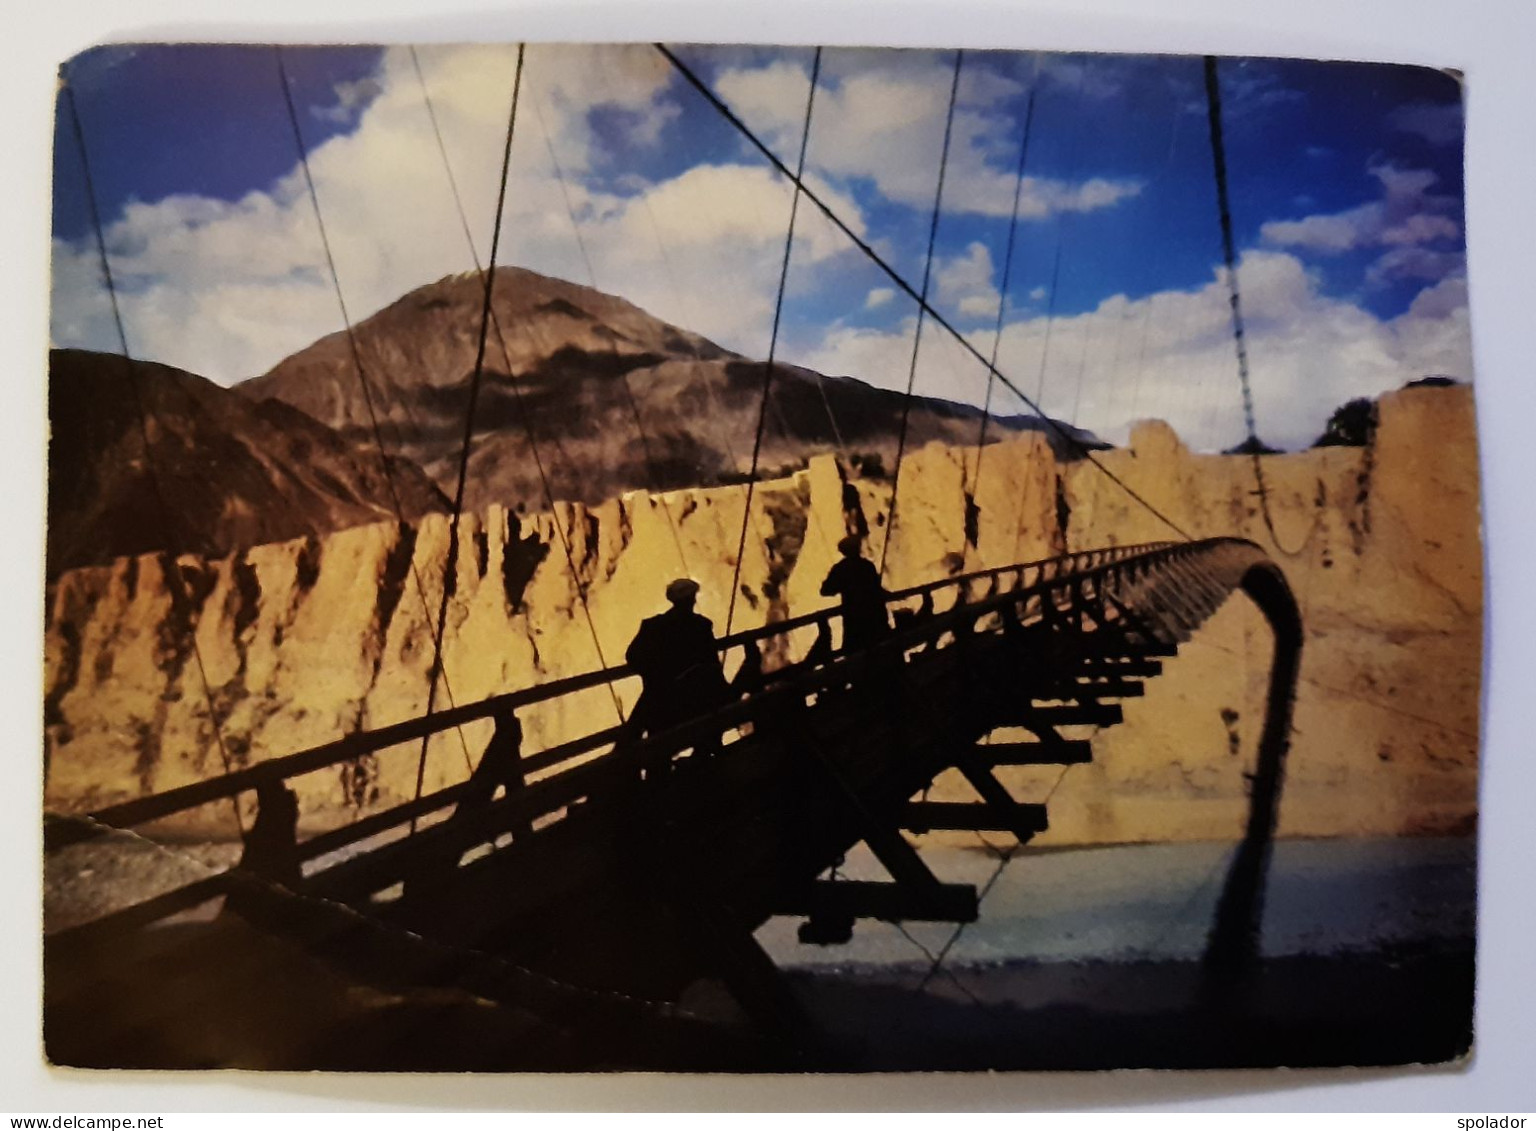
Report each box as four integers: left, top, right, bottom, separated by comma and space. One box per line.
238, 265, 1085, 516
48, 348, 447, 576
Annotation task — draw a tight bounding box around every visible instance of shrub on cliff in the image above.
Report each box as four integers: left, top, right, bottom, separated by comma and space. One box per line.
1313, 397, 1379, 448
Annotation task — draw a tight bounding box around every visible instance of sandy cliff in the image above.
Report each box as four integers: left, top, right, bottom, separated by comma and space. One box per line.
42, 384, 1482, 846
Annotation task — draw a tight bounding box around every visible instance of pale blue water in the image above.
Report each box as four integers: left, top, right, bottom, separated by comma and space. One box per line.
756, 837, 1476, 970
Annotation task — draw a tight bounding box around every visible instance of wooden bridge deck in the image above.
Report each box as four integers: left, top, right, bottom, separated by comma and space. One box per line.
44, 537, 1301, 1065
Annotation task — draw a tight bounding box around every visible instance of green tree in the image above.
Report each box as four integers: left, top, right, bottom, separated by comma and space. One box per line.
1313, 397, 1378, 448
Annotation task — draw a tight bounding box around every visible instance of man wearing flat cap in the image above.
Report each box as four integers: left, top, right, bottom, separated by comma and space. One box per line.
821, 534, 891, 652
625, 578, 729, 757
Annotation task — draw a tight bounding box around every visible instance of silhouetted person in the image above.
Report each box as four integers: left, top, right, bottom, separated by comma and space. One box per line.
626, 578, 729, 760
238, 780, 301, 889
821, 535, 890, 652
454, 710, 532, 837
223, 780, 301, 928
400, 710, 532, 904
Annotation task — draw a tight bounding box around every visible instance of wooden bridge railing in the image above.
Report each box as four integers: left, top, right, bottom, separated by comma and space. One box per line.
47, 537, 1272, 947
50, 539, 1179, 849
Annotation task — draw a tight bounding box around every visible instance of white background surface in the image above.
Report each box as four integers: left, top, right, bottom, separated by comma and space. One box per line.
3, 0, 1532, 1112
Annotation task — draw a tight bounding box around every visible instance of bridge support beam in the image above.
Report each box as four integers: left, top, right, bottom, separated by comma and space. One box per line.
902, 801, 1049, 837
1203, 561, 1303, 999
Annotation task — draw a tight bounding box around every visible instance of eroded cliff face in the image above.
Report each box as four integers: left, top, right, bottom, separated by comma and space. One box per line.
42, 385, 1482, 846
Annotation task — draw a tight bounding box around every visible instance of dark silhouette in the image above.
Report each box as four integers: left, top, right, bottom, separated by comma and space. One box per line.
222, 779, 301, 928
454, 711, 532, 835
1312, 396, 1378, 448
401, 712, 531, 903
625, 578, 730, 758
820, 535, 890, 652
238, 780, 301, 889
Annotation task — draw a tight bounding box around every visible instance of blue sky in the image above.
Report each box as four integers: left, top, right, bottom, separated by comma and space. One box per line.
51, 42, 1470, 450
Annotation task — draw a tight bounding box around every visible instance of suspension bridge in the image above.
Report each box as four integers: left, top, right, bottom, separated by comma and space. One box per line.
45, 44, 1315, 1066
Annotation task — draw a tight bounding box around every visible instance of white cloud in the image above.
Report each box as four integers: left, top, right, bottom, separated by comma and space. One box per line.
50, 43, 869, 381
1260, 164, 1462, 273
934, 241, 1002, 321
713, 53, 1142, 220
312, 77, 383, 125
865, 287, 895, 310
791, 249, 1472, 452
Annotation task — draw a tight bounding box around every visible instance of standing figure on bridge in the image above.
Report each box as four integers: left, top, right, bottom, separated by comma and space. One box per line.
625, 578, 730, 762
821, 535, 891, 653
454, 710, 532, 835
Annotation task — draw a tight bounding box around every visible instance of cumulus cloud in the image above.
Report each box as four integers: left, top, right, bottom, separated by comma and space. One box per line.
1260, 164, 1461, 262
933, 241, 1002, 320
50, 43, 869, 381
50, 43, 1472, 465
312, 76, 383, 125
791, 249, 1472, 452
712, 52, 1142, 220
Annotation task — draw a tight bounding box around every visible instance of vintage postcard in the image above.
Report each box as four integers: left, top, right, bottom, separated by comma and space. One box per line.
42, 41, 1479, 1071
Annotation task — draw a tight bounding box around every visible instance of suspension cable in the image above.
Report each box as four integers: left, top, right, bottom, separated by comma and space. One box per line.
1007, 240, 1066, 563
522, 80, 690, 575
724, 46, 823, 634
273, 48, 475, 773
965, 81, 1037, 515
1203, 56, 1311, 558
61, 75, 246, 834
659, 44, 1192, 543
963, 70, 1039, 573
879, 49, 965, 581
408, 45, 628, 723
916, 763, 1074, 993
409, 44, 525, 829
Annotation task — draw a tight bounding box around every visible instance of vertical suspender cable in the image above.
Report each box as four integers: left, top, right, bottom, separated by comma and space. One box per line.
276, 48, 409, 523
523, 83, 690, 575
410, 45, 525, 828
408, 47, 627, 726
723, 46, 823, 635
657, 45, 1191, 544
879, 49, 965, 581
274, 48, 474, 773
61, 76, 245, 834
968, 84, 1036, 488
962, 79, 1037, 571
1009, 240, 1067, 563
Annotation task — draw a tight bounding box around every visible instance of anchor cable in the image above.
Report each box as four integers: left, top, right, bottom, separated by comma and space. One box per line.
659, 44, 1193, 543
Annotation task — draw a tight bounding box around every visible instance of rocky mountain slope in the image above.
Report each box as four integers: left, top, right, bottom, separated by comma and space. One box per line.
42, 383, 1482, 847
239, 266, 1094, 514
47, 349, 449, 577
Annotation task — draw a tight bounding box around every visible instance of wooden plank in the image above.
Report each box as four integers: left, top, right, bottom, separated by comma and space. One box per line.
1004, 702, 1124, 727
954, 757, 1054, 842
1077, 659, 1162, 678
1045, 679, 1146, 699
974, 740, 1093, 766
902, 801, 1049, 835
